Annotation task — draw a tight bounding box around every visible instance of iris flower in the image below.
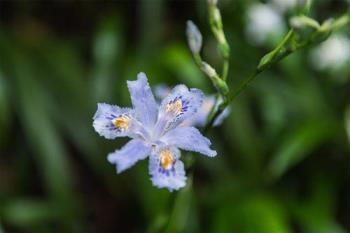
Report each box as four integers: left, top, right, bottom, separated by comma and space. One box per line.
93, 73, 217, 191
154, 84, 230, 127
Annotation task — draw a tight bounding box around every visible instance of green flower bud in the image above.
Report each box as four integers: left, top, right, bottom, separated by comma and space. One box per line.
186, 20, 203, 54
208, 0, 218, 6
201, 62, 217, 78
290, 15, 320, 30
201, 62, 229, 95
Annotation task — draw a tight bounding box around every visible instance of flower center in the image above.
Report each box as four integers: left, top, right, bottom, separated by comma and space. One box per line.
159, 149, 174, 170
166, 99, 183, 115
113, 116, 130, 130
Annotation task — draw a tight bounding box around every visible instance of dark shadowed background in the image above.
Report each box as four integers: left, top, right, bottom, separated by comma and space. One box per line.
0, 0, 350, 232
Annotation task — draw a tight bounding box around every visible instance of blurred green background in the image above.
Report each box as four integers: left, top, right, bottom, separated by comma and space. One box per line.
0, 0, 350, 232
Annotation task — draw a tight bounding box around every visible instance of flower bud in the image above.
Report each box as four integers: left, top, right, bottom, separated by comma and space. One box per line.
319, 18, 334, 32
186, 20, 203, 54
201, 62, 217, 78
208, 6, 230, 58
297, 0, 312, 14
290, 15, 319, 30
208, 0, 218, 6
201, 62, 229, 95
311, 18, 333, 43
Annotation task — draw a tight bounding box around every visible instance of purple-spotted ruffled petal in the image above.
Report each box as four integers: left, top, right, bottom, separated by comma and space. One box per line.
161, 126, 217, 157
149, 147, 186, 191
154, 85, 230, 128
181, 95, 215, 127
153, 85, 204, 138
107, 139, 151, 173
181, 95, 230, 127
127, 73, 158, 128
93, 103, 135, 139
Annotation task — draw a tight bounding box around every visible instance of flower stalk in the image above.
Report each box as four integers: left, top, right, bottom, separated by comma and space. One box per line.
204, 9, 350, 131
208, 0, 230, 81
186, 0, 232, 133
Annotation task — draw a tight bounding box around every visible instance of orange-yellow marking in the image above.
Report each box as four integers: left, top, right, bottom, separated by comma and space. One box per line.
166, 99, 182, 114
113, 116, 130, 130
160, 149, 174, 170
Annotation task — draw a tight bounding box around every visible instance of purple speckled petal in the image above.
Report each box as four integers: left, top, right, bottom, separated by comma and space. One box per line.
93, 103, 134, 139
181, 95, 215, 127
107, 139, 151, 173
153, 85, 204, 138
162, 126, 217, 157
148, 148, 186, 191
127, 73, 158, 128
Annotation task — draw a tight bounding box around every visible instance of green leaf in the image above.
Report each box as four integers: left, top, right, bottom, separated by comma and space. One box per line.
258, 51, 277, 70
31, 40, 119, 195
345, 105, 350, 151
0, 70, 11, 148
224, 97, 263, 169
213, 194, 291, 233
92, 16, 124, 101
0, 221, 4, 233
160, 44, 207, 90
269, 119, 338, 179
164, 176, 197, 233
290, 174, 346, 233
1, 199, 58, 227
257, 30, 294, 71
10, 49, 81, 231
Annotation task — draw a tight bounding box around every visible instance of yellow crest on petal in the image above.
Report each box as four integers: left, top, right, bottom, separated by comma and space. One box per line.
113, 116, 130, 130
160, 149, 174, 170
166, 99, 183, 115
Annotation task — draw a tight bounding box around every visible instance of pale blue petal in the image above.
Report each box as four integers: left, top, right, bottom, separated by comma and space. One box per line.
93, 103, 135, 139
127, 72, 158, 128
154, 84, 171, 101
149, 148, 186, 191
181, 95, 230, 127
213, 107, 230, 127
154, 85, 226, 129
181, 95, 215, 127
154, 85, 204, 137
211, 95, 230, 127
107, 139, 151, 173
161, 126, 217, 157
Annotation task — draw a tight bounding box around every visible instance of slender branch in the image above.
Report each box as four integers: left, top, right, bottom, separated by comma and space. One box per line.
222, 60, 229, 81
203, 10, 350, 131
332, 10, 350, 31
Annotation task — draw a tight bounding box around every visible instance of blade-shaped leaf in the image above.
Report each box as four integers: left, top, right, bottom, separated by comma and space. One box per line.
269, 119, 339, 179
10, 49, 81, 231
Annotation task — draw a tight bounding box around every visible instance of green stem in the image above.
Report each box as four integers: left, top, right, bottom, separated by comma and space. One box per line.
332, 10, 350, 31
193, 53, 202, 67
222, 59, 229, 81
272, 29, 294, 56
